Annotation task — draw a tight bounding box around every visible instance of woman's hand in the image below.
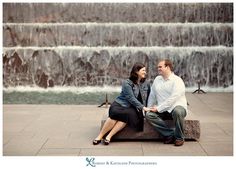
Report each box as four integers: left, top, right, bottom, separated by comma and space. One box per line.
143, 107, 151, 112
143, 106, 158, 112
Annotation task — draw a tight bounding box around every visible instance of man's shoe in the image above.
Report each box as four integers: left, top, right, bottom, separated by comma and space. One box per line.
175, 139, 184, 146
163, 136, 175, 144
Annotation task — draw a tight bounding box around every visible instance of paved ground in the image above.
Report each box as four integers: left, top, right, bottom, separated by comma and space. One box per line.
2, 92, 233, 156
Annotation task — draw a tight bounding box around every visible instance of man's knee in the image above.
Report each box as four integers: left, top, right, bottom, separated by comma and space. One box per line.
172, 106, 187, 118
146, 112, 157, 121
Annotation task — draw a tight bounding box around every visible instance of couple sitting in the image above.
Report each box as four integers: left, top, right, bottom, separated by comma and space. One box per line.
93, 59, 187, 146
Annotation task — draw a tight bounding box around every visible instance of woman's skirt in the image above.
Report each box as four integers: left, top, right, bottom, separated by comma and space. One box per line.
108, 101, 144, 131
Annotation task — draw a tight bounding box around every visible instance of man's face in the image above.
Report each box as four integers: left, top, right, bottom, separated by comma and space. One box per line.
157, 61, 167, 76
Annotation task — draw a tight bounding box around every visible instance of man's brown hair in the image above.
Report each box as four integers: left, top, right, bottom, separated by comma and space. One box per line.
163, 59, 174, 71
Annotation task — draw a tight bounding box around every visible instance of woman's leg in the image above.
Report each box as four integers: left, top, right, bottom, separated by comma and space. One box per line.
94, 117, 117, 140
105, 121, 126, 141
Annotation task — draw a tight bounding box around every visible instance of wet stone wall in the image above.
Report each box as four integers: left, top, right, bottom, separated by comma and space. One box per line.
2, 3, 233, 88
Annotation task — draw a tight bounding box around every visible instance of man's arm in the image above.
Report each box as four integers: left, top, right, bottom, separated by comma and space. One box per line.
147, 80, 157, 108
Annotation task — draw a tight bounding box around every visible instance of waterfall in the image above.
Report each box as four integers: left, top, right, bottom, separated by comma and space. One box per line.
2, 3, 233, 91
3, 46, 233, 88
3, 23, 233, 47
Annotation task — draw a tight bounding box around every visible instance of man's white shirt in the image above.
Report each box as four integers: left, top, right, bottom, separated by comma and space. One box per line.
148, 73, 187, 113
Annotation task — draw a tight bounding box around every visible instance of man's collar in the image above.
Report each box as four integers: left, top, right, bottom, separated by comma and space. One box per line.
162, 72, 174, 81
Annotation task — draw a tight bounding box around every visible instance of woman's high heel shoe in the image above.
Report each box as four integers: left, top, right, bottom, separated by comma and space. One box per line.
103, 138, 110, 145
93, 139, 102, 145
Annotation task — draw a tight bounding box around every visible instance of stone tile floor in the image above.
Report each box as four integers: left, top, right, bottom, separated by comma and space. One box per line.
2, 93, 233, 156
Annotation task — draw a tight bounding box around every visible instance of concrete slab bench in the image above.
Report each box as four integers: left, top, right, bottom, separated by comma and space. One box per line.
101, 112, 200, 141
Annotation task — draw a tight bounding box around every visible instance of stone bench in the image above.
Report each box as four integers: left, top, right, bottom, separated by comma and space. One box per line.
101, 112, 200, 141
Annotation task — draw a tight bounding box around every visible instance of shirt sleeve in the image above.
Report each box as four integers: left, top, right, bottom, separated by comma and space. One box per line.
122, 81, 144, 111
147, 81, 157, 107
157, 77, 185, 112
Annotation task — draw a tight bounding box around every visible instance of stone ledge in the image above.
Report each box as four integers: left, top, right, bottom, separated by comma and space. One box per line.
101, 113, 200, 140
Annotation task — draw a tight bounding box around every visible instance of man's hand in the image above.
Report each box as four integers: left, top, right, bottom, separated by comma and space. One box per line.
149, 106, 158, 112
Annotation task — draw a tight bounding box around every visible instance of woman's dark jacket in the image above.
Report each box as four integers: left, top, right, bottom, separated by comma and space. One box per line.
115, 79, 150, 131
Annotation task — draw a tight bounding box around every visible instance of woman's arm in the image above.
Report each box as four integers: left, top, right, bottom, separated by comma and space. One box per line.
122, 80, 144, 111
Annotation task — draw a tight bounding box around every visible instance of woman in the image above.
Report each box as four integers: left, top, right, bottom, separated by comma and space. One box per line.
93, 63, 151, 145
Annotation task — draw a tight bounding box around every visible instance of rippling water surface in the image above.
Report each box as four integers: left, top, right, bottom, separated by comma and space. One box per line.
3, 86, 232, 104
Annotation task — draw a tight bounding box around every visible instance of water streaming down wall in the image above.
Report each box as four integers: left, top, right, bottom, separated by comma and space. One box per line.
2, 3, 233, 89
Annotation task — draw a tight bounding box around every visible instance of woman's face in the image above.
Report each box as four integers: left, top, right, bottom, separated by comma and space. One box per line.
137, 67, 146, 79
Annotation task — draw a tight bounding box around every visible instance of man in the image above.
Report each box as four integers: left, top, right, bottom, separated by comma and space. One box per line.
146, 59, 187, 146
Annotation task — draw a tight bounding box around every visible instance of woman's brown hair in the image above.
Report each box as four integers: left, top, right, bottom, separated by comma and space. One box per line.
129, 63, 146, 84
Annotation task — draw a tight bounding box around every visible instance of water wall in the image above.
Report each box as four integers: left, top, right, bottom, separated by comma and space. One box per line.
2, 3, 233, 89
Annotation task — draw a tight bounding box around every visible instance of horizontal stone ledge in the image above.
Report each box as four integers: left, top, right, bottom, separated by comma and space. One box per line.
2, 23, 233, 27
101, 113, 200, 141
2, 46, 233, 51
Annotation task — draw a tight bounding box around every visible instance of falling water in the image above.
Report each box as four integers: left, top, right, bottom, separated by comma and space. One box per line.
2, 3, 233, 92
3, 23, 233, 47
3, 46, 233, 89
